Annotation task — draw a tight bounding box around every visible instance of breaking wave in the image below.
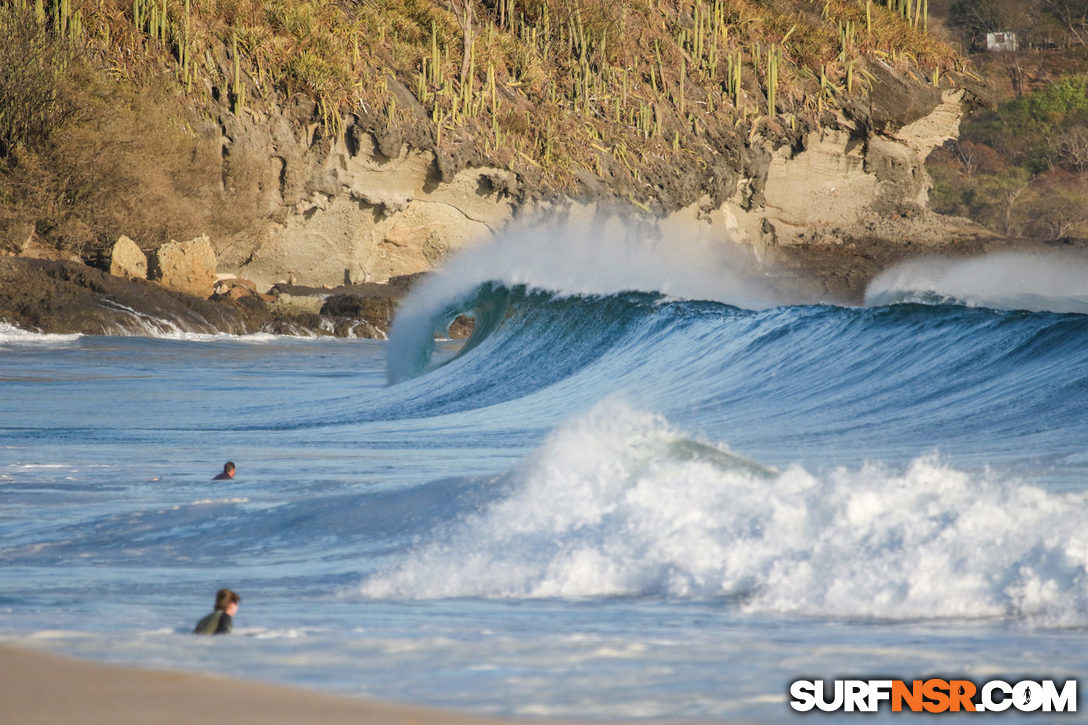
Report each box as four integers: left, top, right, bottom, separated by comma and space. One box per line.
385, 221, 780, 382
358, 400, 1088, 626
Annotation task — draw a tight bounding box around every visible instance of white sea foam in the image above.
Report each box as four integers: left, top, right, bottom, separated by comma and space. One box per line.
0, 322, 81, 347
865, 251, 1088, 313
189, 497, 250, 505
360, 399, 1088, 625
0, 320, 290, 344
154, 331, 282, 343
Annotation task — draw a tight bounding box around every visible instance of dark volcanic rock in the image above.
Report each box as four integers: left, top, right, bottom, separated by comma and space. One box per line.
319, 294, 396, 338
863, 60, 943, 132
0, 258, 260, 335
0, 257, 442, 339
386, 272, 428, 294
448, 315, 475, 339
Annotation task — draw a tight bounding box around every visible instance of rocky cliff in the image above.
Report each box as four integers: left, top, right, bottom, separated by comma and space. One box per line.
208, 60, 996, 303
1, 0, 1027, 329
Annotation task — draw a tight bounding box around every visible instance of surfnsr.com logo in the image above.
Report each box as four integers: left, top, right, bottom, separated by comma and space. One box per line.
789, 679, 1078, 714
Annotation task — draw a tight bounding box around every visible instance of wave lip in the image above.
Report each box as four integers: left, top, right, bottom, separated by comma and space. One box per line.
865, 251, 1088, 314
358, 400, 1088, 626
385, 221, 781, 383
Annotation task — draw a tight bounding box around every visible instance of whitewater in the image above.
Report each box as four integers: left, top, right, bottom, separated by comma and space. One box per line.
1, 228, 1087, 721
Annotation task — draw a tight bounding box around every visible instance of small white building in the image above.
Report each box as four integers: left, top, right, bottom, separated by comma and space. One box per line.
986, 31, 1019, 51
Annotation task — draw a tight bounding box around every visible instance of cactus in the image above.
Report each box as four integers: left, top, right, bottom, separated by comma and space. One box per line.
766, 45, 778, 117
679, 58, 685, 117
231, 32, 245, 115
839, 21, 853, 63
179, 0, 191, 88
726, 51, 742, 108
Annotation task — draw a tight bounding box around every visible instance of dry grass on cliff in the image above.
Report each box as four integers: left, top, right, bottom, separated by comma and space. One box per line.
2, 0, 964, 255
0, 2, 258, 258
39, 0, 960, 183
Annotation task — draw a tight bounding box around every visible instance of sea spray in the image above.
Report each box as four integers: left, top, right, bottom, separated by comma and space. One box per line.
359, 399, 1088, 625
865, 251, 1088, 314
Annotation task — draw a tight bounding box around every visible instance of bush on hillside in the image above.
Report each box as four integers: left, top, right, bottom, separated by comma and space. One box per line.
0, 3, 252, 259
0, 4, 75, 159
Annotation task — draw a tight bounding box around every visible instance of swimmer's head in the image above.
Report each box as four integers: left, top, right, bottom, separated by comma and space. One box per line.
214, 588, 240, 612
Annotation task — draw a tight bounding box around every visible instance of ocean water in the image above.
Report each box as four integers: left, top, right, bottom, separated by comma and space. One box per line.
2, 232, 1088, 721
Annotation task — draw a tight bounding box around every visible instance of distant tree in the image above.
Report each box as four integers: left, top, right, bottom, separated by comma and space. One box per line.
991, 171, 1031, 236
447, 0, 475, 94
1042, 0, 1088, 45
1056, 127, 1088, 170
951, 140, 1010, 175
1016, 170, 1088, 240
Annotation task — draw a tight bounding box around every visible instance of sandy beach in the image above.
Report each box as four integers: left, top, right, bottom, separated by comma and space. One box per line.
0, 644, 533, 725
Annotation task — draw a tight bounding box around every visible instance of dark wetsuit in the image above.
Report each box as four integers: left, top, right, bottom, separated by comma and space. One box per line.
193, 610, 233, 635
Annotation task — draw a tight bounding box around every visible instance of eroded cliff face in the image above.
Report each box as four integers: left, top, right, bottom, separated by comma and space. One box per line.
210, 65, 996, 302
707, 82, 998, 299
211, 97, 517, 291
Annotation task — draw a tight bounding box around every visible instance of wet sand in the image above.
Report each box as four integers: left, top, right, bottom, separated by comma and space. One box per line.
0, 644, 534, 725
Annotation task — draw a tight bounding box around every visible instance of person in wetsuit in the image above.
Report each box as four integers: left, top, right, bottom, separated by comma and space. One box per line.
213, 462, 235, 480
193, 588, 240, 635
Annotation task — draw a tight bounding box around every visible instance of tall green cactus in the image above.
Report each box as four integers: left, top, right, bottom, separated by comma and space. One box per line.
231, 32, 246, 115
766, 44, 779, 116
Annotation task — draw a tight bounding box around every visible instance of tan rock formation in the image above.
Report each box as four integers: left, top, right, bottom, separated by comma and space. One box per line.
150, 235, 218, 298
203, 74, 992, 302
208, 112, 515, 289
109, 236, 148, 280
213, 275, 257, 294
761, 126, 876, 231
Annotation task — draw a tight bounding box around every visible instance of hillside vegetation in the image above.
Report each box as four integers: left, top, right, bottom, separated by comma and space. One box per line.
1, 0, 962, 258
925, 2, 1088, 242
929, 74, 1088, 240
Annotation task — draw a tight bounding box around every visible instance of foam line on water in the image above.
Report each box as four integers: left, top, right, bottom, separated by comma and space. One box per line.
0, 320, 296, 344
358, 399, 1088, 625
0, 323, 81, 347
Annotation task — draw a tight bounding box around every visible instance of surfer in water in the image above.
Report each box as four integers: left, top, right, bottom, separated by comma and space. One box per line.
213, 461, 235, 480
193, 588, 240, 635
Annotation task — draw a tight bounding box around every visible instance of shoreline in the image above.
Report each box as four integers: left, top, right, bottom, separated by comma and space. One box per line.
0, 643, 587, 725
5, 237, 1088, 341
0, 258, 470, 340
